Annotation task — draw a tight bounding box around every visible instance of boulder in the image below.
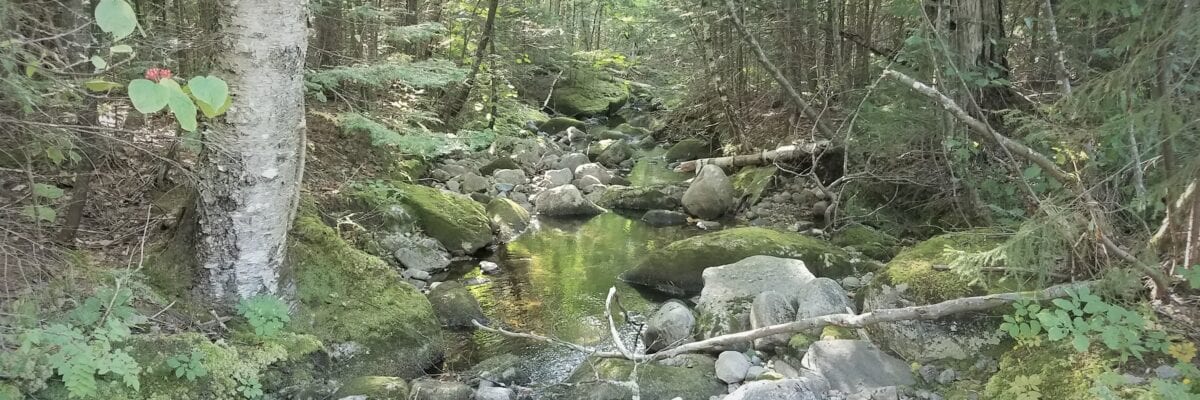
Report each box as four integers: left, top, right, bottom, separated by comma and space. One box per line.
479, 157, 521, 176
555, 355, 726, 400
682, 165, 735, 220
831, 224, 900, 261
409, 379, 473, 400
793, 278, 854, 336
597, 140, 635, 167
799, 340, 915, 393
664, 138, 712, 162
641, 299, 696, 352
534, 185, 606, 216
730, 165, 778, 206
464, 354, 534, 386
574, 174, 603, 189
459, 172, 491, 194
750, 291, 796, 349
474, 387, 515, 400
716, 351, 752, 383
542, 168, 574, 188
641, 209, 689, 226
427, 281, 487, 329
565, 126, 589, 143
486, 198, 531, 242
334, 376, 409, 400
620, 227, 861, 295
392, 184, 494, 254
574, 162, 613, 184
614, 123, 651, 137
595, 130, 629, 140
549, 69, 630, 117
383, 233, 451, 272
557, 153, 591, 172
695, 256, 816, 341
597, 184, 683, 210
492, 169, 528, 186
539, 381, 633, 400
725, 378, 830, 400
539, 117, 587, 134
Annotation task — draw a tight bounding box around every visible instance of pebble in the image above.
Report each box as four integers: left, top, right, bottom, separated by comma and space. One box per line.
480, 261, 500, 274
936, 368, 956, 385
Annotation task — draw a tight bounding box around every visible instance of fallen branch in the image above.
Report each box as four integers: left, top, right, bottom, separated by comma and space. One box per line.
472, 319, 598, 354
674, 140, 833, 173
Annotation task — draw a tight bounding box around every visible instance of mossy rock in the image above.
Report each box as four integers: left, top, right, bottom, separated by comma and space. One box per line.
556, 355, 726, 400
983, 344, 1110, 400
538, 117, 587, 134
614, 123, 650, 137
380, 183, 493, 254
620, 227, 863, 295
730, 165, 777, 206
427, 281, 487, 329
875, 230, 1005, 304
597, 140, 635, 167
550, 70, 630, 117
486, 198, 531, 242
0, 383, 20, 400
664, 138, 712, 162
480, 157, 522, 176
289, 207, 444, 378
597, 184, 682, 210
333, 376, 410, 399
594, 129, 629, 140
831, 224, 900, 261
34, 332, 321, 400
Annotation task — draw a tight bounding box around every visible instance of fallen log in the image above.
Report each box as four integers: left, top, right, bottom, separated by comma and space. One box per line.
673, 140, 833, 173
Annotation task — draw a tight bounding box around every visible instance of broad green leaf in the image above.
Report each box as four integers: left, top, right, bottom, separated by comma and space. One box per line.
187, 76, 229, 110
22, 205, 56, 222
33, 183, 64, 199
84, 79, 123, 92
195, 92, 232, 118
128, 79, 168, 113
167, 90, 198, 132
109, 44, 133, 54
1071, 335, 1090, 352
95, 0, 137, 40
46, 147, 65, 165
90, 55, 107, 70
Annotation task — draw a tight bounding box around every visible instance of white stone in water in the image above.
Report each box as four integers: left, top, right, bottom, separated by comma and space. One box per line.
480, 261, 500, 274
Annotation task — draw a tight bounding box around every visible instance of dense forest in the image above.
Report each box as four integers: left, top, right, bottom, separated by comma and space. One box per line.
1, 0, 1198, 398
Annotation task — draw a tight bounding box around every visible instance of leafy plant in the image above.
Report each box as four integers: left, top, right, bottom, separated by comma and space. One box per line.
999, 300, 1043, 344
1004, 287, 1169, 361
166, 350, 208, 382
236, 295, 290, 337
1004, 374, 1044, 400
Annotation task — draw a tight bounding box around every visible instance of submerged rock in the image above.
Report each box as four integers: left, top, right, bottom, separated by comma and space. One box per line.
620, 227, 861, 295
334, 376, 410, 400
427, 281, 487, 330
486, 198, 531, 242
800, 340, 915, 393
696, 256, 816, 342
534, 185, 606, 216
409, 379, 473, 400
598, 184, 683, 210
642, 299, 696, 352
682, 164, 735, 220
641, 209, 689, 226
664, 138, 713, 162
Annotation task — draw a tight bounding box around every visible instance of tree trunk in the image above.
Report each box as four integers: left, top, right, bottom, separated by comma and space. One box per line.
56, 0, 100, 244
196, 0, 308, 303
438, 0, 499, 123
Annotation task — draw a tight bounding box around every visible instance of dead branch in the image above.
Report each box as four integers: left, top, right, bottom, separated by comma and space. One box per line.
674, 140, 833, 173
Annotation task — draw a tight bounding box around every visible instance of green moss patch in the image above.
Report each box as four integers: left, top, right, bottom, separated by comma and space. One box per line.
730, 165, 777, 206
877, 230, 1004, 304
984, 344, 1110, 400
832, 224, 900, 261
550, 69, 630, 117
333, 376, 409, 399
353, 182, 493, 254
664, 138, 712, 162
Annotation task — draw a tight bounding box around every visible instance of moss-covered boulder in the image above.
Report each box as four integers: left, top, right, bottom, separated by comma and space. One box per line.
546, 355, 726, 400
486, 198, 531, 242
831, 224, 900, 261
550, 70, 630, 117
614, 123, 651, 137
368, 183, 493, 255
427, 281, 487, 330
730, 165, 777, 206
664, 138, 712, 162
872, 230, 1004, 304
597, 140, 635, 167
333, 376, 410, 399
538, 117, 587, 134
597, 184, 683, 210
289, 209, 444, 378
480, 157, 522, 176
594, 129, 629, 140
983, 344, 1109, 400
620, 227, 863, 295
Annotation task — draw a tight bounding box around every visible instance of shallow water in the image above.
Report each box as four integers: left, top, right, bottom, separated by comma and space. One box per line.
442, 213, 703, 383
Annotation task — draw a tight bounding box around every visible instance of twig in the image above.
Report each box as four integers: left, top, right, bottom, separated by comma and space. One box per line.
471, 320, 597, 354
605, 287, 635, 360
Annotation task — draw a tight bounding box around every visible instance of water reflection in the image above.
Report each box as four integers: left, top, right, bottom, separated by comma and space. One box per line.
442, 213, 702, 383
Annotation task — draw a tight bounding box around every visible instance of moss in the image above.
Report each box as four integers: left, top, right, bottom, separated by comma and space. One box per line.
614, 123, 650, 137
984, 344, 1110, 400
288, 207, 443, 378
388, 158, 428, 183
820, 325, 857, 340
597, 184, 681, 210
550, 69, 630, 117
878, 230, 1004, 304
595, 129, 629, 140
353, 182, 492, 254
486, 198, 530, 242
730, 165, 777, 206
538, 116, 587, 134
333, 376, 409, 399
564, 355, 726, 400
597, 140, 635, 167
0, 383, 20, 400
620, 227, 864, 295
664, 138, 712, 162
832, 224, 900, 261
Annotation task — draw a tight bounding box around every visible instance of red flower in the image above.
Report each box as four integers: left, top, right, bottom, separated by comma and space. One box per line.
144, 68, 173, 82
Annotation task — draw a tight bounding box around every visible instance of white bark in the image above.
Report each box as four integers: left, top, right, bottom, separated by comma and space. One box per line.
197, 0, 308, 302
674, 141, 833, 173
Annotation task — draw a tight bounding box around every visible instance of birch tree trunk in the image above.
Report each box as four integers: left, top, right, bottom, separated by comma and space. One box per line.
196, 0, 308, 303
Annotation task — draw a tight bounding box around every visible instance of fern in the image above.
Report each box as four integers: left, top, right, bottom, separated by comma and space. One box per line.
306, 58, 466, 92
384, 22, 446, 44
947, 205, 1081, 288
336, 113, 495, 158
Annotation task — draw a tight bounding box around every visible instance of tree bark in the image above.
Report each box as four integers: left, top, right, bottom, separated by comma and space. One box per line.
196, 0, 308, 303
674, 141, 833, 173
56, 0, 100, 244
439, 0, 499, 123
1040, 0, 1070, 96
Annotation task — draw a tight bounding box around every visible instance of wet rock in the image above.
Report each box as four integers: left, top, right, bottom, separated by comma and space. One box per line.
534, 185, 606, 216
480, 157, 522, 176
750, 291, 796, 349
486, 198, 531, 242
724, 377, 829, 400
598, 184, 683, 210
682, 165, 735, 220
716, 351, 752, 383
539, 117, 587, 134
385, 233, 452, 272
574, 162, 613, 184
665, 138, 713, 162
793, 278, 854, 335
427, 281, 487, 329
598, 140, 635, 167
492, 169, 528, 186
409, 379, 473, 400
542, 168, 574, 188
642, 209, 689, 226
557, 153, 590, 172
334, 376, 409, 400
696, 256, 816, 343
800, 340, 914, 393
553, 354, 725, 400
642, 299, 696, 352
460, 173, 491, 194
474, 387, 515, 400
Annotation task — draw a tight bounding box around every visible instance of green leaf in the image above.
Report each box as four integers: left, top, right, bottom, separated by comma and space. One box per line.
110, 44, 133, 54
46, 147, 65, 164
187, 76, 229, 111
1071, 335, 1090, 352
22, 205, 56, 222
167, 90, 198, 132
84, 79, 123, 92
1184, 267, 1200, 290
89, 56, 107, 70
196, 93, 232, 118
95, 0, 138, 40
128, 79, 169, 113
33, 183, 64, 199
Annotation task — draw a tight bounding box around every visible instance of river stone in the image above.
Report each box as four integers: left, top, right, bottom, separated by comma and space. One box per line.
542, 168, 573, 188
387, 183, 493, 255
561, 354, 725, 400
598, 140, 635, 167
595, 129, 629, 140
665, 138, 712, 162
539, 116, 587, 134
642, 209, 689, 226
597, 184, 683, 210
800, 340, 915, 393
480, 157, 521, 176
695, 256, 816, 344
427, 281, 487, 330
750, 291, 796, 349
383, 233, 452, 272
540, 381, 633, 400
486, 198, 531, 242
534, 185, 605, 216
614, 122, 651, 137
861, 283, 1004, 363
473, 387, 515, 400
465, 354, 533, 386
549, 68, 630, 117
410, 379, 473, 400
459, 172, 491, 194
574, 162, 613, 184
334, 376, 410, 400
682, 164, 735, 220
794, 278, 855, 336
557, 152, 590, 172
725, 378, 830, 400
492, 169, 528, 186
716, 351, 752, 383
621, 227, 857, 296
642, 299, 696, 352
575, 174, 603, 189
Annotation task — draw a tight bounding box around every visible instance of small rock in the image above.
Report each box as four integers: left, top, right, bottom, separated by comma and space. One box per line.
575, 174, 603, 188
641, 299, 696, 352
460, 173, 491, 193
811, 201, 829, 218
474, 386, 516, 400
462, 277, 491, 286
936, 368, 956, 385
574, 163, 613, 184
716, 351, 752, 384
557, 153, 590, 172
745, 366, 767, 381
480, 261, 500, 275
841, 276, 862, 289
1155, 365, 1181, 379
403, 269, 432, 281
534, 185, 606, 216
409, 379, 473, 400
918, 365, 938, 383
543, 168, 573, 188
696, 220, 721, 230
642, 209, 689, 226
492, 169, 529, 185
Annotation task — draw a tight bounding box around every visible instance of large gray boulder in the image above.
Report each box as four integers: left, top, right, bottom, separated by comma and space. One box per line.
750, 291, 796, 349
486, 198, 531, 242
715, 351, 752, 383
793, 278, 855, 335
542, 168, 573, 188
641, 209, 689, 226
557, 152, 590, 172
641, 299, 695, 352
682, 164, 735, 219
534, 185, 605, 216
574, 162, 613, 184
383, 233, 452, 272
725, 378, 830, 400
491, 169, 528, 186
409, 379, 473, 400
800, 340, 915, 393
427, 282, 487, 330
861, 283, 1004, 363
696, 256, 816, 344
